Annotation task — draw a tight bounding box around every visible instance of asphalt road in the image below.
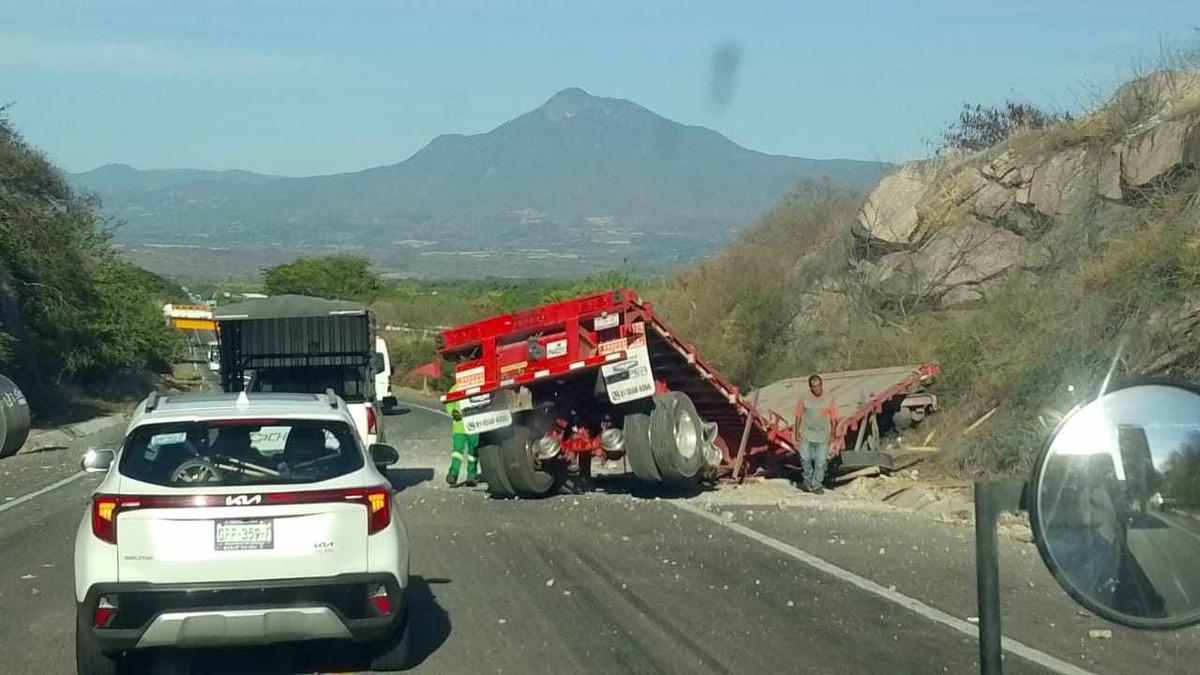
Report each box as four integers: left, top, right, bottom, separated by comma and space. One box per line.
0, 396, 1197, 673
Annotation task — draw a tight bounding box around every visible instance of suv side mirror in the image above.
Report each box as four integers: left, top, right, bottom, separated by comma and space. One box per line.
81, 448, 115, 473
369, 443, 399, 467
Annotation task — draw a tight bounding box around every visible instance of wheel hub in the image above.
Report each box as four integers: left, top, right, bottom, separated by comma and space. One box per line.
675, 409, 698, 459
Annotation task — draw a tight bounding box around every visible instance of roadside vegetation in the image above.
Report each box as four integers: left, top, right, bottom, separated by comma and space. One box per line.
649, 67, 1200, 477
0, 108, 183, 414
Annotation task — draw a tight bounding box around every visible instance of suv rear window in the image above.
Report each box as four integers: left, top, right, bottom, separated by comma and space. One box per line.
119, 419, 364, 487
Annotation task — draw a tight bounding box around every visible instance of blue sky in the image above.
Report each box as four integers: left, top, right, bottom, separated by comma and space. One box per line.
2, 1, 1196, 175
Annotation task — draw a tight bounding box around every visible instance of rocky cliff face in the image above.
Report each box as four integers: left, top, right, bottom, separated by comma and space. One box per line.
851, 71, 1200, 308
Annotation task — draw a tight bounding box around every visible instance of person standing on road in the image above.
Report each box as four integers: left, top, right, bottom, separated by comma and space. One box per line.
794, 374, 837, 494
444, 385, 480, 487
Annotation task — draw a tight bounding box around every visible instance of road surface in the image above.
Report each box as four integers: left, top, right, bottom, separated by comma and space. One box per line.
0, 395, 1196, 673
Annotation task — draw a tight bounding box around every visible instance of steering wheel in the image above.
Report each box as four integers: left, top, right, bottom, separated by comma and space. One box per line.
171, 458, 223, 484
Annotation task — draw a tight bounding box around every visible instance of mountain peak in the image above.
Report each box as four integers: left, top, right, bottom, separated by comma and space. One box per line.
539, 87, 605, 121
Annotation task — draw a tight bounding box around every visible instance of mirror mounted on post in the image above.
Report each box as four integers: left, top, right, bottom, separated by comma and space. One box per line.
81, 448, 115, 473
381, 395, 408, 415
369, 443, 399, 468
1030, 382, 1200, 629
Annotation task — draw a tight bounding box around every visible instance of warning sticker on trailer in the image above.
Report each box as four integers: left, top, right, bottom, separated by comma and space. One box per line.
598, 338, 627, 355
455, 365, 485, 389
601, 344, 654, 404
546, 339, 567, 358
594, 313, 619, 331
462, 409, 513, 435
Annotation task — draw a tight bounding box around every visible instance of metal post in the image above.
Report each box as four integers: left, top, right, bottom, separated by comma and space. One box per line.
973, 479, 1025, 675
974, 480, 1003, 675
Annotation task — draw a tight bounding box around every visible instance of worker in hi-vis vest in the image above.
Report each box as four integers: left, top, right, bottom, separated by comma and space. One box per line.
445, 384, 480, 487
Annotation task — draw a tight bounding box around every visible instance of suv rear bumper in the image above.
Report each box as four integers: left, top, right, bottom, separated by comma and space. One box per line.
80, 573, 405, 652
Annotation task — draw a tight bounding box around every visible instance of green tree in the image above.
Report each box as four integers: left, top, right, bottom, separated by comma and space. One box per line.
263, 255, 383, 301
0, 107, 182, 409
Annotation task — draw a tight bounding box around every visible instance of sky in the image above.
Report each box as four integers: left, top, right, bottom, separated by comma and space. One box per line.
1, 1, 1196, 176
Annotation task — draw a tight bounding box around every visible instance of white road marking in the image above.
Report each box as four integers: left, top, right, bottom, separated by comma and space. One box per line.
399, 394, 1094, 674
672, 500, 1097, 675
401, 400, 451, 418
0, 471, 90, 514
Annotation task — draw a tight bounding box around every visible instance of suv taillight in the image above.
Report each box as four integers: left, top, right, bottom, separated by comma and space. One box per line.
94, 596, 117, 628
364, 488, 391, 534
91, 495, 121, 544
367, 406, 378, 436
89, 488, 392, 539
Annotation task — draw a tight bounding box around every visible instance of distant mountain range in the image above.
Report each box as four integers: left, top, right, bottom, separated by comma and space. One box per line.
71, 88, 890, 276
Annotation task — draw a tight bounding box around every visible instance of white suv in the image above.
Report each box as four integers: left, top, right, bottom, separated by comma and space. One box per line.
73, 391, 410, 675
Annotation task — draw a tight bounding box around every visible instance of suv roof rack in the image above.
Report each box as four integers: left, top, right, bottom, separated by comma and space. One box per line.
144, 391, 161, 412
323, 388, 340, 409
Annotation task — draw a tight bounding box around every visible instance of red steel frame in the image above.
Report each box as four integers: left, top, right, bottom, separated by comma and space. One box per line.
437, 288, 795, 474
437, 288, 938, 476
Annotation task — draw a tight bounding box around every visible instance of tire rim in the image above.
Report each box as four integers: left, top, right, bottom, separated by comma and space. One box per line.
173, 460, 219, 483
675, 408, 699, 459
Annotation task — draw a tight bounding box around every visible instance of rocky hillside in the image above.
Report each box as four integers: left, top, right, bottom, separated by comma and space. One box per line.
853, 71, 1200, 310
654, 71, 1200, 475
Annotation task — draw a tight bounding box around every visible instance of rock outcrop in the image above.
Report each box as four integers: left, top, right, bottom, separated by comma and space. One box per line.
853, 71, 1200, 306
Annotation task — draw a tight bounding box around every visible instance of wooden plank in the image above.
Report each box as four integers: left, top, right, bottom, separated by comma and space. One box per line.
731, 389, 759, 483
834, 465, 881, 484
962, 407, 999, 436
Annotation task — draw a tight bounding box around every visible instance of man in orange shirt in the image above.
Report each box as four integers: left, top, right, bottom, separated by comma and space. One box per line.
794, 374, 837, 494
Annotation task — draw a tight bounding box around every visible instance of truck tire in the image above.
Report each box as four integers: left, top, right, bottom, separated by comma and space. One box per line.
623, 411, 661, 482
499, 424, 556, 497
479, 444, 516, 498
649, 392, 704, 484
76, 610, 122, 675
0, 374, 31, 459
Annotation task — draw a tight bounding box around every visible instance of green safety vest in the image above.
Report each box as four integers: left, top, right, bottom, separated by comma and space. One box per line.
445, 399, 465, 434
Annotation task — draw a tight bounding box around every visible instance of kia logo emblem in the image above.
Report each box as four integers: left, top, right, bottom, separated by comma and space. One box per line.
225, 494, 263, 506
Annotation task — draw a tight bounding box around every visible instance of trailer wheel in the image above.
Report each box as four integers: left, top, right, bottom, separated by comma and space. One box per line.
498, 424, 556, 497
623, 411, 661, 482
478, 444, 515, 498
649, 392, 705, 484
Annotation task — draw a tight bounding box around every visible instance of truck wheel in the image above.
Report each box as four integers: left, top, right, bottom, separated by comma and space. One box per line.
76, 611, 122, 675
478, 444, 516, 498
623, 411, 661, 482
498, 424, 555, 497
649, 392, 704, 484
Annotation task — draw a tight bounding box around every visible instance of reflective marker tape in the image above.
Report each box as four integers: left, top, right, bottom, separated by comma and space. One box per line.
569, 362, 585, 370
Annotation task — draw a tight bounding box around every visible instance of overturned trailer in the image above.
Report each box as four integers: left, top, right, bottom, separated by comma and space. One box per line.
753, 364, 940, 472
438, 288, 938, 497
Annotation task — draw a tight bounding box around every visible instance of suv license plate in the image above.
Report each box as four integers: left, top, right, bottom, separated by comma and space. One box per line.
215, 519, 274, 551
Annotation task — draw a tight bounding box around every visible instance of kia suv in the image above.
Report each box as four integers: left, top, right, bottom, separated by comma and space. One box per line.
73, 391, 410, 674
